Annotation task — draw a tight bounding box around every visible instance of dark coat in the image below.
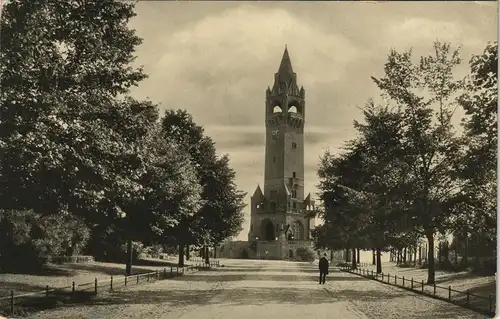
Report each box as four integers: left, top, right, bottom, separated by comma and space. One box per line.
319, 257, 329, 273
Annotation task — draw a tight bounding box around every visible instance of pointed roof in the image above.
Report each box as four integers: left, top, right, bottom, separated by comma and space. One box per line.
252, 184, 264, 199
304, 192, 311, 203
277, 46, 294, 78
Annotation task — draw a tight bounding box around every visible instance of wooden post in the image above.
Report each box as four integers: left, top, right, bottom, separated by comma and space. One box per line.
10, 291, 14, 315
72, 281, 75, 296
163, 268, 167, 279
448, 286, 451, 300
46, 285, 49, 297
110, 276, 113, 291
94, 278, 97, 295
421, 280, 424, 292
125, 276, 127, 286
489, 294, 492, 313
136, 274, 139, 284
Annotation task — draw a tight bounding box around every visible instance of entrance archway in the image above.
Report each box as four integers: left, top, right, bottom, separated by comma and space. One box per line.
261, 219, 275, 241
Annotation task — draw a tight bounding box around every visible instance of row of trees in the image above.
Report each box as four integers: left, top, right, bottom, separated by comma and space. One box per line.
311, 41, 497, 284
0, 0, 245, 274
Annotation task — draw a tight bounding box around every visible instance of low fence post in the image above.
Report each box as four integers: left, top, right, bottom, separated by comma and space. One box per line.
110, 276, 113, 291
421, 280, 424, 293
448, 286, 451, 301
411, 277, 414, 290
156, 270, 159, 280
381, 273, 384, 281
433, 282, 436, 296
163, 268, 167, 279
136, 274, 139, 284
402, 276, 405, 287
466, 290, 470, 304
176, 266, 179, 276
10, 290, 14, 315
94, 278, 97, 295
46, 285, 49, 297
489, 294, 492, 314
125, 276, 127, 286
170, 267, 173, 277
72, 281, 76, 296
395, 275, 397, 285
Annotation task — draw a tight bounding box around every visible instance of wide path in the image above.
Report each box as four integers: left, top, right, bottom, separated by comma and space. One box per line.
31, 259, 488, 319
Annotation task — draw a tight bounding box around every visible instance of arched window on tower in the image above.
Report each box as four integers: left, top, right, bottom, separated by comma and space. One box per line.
273, 105, 283, 113
288, 105, 298, 113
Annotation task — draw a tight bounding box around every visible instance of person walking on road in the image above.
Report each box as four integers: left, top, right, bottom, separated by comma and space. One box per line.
318, 253, 329, 284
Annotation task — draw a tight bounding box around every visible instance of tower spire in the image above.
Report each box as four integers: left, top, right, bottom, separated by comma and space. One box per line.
277, 46, 294, 79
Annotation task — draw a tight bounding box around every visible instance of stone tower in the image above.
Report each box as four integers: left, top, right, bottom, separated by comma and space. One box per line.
248, 47, 315, 255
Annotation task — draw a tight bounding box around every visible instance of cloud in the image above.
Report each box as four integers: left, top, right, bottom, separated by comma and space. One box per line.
129, 2, 497, 240
132, 5, 363, 128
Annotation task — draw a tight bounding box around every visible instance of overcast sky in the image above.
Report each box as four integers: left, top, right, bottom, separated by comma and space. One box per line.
128, 1, 497, 240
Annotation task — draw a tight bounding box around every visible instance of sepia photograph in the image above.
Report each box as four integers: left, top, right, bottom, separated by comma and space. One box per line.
0, 0, 497, 318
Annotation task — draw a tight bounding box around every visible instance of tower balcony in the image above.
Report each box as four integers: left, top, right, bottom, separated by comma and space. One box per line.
288, 112, 303, 120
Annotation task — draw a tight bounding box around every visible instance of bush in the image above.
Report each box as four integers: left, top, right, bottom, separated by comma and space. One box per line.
44, 255, 95, 264
0, 209, 91, 272
296, 247, 316, 262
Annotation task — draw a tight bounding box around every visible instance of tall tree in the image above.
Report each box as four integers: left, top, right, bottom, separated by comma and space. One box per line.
449, 42, 498, 262
161, 109, 245, 265
371, 41, 463, 284
0, 0, 147, 219
0, 0, 199, 274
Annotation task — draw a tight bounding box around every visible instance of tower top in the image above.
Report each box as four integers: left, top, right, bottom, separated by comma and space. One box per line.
276, 46, 295, 82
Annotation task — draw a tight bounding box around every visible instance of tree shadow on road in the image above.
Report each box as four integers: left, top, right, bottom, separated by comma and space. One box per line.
170, 273, 364, 283
55, 285, 408, 308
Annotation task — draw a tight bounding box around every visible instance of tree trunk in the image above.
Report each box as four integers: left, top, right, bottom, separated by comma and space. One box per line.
396, 249, 401, 264
345, 248, 349, 262
178, 243, 185, 267
204, 246, 210, 264
418, 246, 422, 265
125, 239, 133, 276
409, 248, 413, 262
372, 249, 376, 265
376, 248, 382, 274
351, 248, 357, 270
426, 231, 436, 284
403, 247, 407, 263
213, 246, 217, 259
357, 248, 360, 264
462, 234, 468, 264
330, 250, 334, 262
186, 245, 190, 260
413, 246, 417, 266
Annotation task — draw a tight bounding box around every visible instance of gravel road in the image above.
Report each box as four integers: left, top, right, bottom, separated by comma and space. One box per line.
29, 259, 489, 319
